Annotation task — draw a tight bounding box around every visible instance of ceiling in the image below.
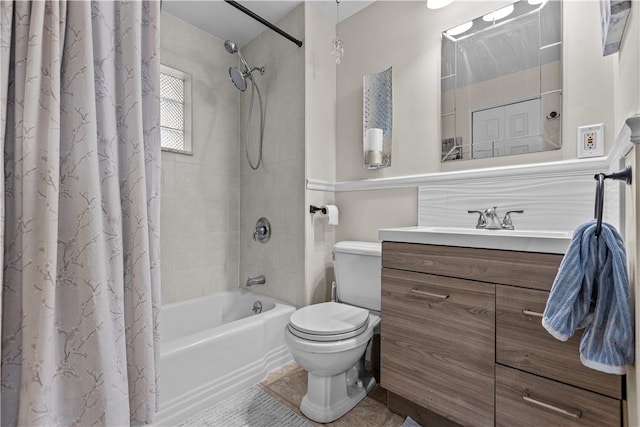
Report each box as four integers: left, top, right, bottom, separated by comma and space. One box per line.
162, 1, 375, 48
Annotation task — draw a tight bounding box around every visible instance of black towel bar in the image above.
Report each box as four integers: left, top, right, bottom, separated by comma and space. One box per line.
593, 167, 632, 237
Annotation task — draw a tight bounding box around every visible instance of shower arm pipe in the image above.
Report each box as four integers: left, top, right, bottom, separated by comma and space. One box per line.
224, 0, 303, 48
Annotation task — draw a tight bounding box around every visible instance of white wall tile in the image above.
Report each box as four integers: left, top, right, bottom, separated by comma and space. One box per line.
161, 158, 175, 199
239, 5, 306, 307
161, 11, 241, 304
418, 165, 621, 231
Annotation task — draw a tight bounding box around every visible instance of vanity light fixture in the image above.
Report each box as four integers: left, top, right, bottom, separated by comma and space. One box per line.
427, 0, 455, 10
482, 4, 514, 22
445, 20, 473, 36
527, 0, 547, 4
331, 0, 344, 64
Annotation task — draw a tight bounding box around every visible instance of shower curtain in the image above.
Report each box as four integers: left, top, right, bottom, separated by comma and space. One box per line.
1, 1, 161, 425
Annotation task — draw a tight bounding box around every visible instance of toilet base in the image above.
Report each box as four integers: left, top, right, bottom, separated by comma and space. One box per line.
299, 360, 376, 423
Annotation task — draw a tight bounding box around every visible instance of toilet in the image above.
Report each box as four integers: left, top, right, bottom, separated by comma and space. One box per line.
285, 241, 381, 423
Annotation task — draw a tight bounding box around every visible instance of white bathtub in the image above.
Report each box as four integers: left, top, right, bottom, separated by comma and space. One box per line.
154, 290, 295, 426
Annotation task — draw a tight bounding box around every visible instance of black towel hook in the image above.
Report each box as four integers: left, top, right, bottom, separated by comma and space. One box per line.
593, 167, 632, 237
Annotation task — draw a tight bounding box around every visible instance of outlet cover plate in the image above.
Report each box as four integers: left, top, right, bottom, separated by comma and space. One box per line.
577, 123, 604, 158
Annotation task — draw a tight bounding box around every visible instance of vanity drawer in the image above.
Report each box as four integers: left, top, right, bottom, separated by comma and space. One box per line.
381, 267, 495, 427
382, 242, 562, 291
496, 364, 621, 427
496, 285, 622, 399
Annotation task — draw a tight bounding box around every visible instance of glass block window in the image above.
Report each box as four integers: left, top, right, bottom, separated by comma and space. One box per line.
160, 65, 192, 154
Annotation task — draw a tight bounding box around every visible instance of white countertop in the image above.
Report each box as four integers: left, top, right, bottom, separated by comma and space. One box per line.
378, 226, 573, 254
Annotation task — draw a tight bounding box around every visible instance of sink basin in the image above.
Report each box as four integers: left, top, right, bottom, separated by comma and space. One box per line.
378, 226, 573, 254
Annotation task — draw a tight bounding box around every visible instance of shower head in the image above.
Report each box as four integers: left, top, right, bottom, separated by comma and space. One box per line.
224, 39, 264, 92
224, 40, 238, 54
229, 67, 247, 92
224, 39, 251, 72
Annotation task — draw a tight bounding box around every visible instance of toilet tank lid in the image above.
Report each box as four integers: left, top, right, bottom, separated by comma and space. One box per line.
334, 241, 381, 256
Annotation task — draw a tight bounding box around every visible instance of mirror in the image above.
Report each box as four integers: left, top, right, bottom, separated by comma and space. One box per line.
441, 0, 562, 162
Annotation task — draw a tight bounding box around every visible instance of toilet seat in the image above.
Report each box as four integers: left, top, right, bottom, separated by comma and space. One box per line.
288, 302, 370, 342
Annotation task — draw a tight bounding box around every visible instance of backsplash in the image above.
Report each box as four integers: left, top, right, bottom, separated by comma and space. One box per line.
418, 158, 621, 233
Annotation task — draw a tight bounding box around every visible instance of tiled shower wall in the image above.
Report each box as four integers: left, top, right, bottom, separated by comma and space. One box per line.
240, 5, 306, 308
161, 6, 306, 307
160, 12, 240, 304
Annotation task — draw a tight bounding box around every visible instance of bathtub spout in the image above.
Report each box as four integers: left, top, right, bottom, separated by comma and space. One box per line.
246, 275, 266, 287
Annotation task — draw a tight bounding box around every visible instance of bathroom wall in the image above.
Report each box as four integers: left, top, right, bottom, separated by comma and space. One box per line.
304, 3, 337, 305
332, 0, 638, 243
239, 5, 306, 307
614, 1, 640, 133
160, 12, 240, 304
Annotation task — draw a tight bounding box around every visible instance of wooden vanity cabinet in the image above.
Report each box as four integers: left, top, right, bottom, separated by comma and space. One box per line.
495, 284, 622, 399
495, 364, 621, 427
381, 267, 495, 426
381, 242, 498, 426
381, 242, 624, 427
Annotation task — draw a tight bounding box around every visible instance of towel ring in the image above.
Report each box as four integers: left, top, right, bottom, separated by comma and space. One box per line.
593, 167, 632, 237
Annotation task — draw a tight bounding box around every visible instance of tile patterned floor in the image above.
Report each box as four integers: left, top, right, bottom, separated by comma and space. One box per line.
259, 362, 405, 427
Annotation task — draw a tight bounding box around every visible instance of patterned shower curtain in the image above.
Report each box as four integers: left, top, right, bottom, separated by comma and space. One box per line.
1, 1, 161, 425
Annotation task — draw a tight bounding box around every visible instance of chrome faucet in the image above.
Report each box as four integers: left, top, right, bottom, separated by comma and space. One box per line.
246, 275, 266, 287
468, 206, 524, 230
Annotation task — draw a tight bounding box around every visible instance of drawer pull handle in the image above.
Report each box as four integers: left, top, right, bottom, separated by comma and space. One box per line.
521, 393, 582, 419
410, 288, 449, 300
522, 309, 544, 318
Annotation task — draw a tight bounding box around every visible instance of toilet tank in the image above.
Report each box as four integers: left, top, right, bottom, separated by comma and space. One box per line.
334, 241, 382, 311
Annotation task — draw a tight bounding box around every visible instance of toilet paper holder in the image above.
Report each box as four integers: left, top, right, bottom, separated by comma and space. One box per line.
309, 205, 327, 214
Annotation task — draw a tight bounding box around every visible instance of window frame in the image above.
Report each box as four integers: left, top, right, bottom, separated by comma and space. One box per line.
160, 64, 193, 155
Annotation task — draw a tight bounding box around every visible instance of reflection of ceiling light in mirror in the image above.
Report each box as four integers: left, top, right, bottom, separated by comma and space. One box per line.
528, 0, 546, 4
446, 21, 473, 36
427, 0, 455, 10
482, 4, 515, 21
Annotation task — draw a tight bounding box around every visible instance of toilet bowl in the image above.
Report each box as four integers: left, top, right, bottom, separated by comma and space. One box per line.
285, 241, 381, 423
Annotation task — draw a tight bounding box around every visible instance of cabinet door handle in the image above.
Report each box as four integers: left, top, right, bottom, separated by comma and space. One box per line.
410, 288, 449, 300
522, 309, 544, 318
521, 393, 582, 419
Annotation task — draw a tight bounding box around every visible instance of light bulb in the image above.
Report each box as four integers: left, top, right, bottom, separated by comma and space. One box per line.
482, 4, 515, 22
446, 21, 473, 36
427, 0, 455, 10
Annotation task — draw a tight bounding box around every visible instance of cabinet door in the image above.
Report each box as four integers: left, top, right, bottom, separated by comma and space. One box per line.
381, 267, 495, 427
496, 285, 622, 398
496, 364, 621, 427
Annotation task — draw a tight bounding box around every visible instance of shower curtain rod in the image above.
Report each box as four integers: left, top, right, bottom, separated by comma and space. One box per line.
224, 1, 303, 48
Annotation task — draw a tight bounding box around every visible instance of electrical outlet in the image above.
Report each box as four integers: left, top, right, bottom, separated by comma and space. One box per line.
577, 123, 604, 158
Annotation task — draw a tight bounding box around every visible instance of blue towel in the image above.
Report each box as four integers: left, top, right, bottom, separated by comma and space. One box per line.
542, 219, 634, 374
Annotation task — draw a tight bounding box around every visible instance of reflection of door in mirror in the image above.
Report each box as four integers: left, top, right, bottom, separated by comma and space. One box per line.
441, 0, 562, 162
472, 98, 541, 159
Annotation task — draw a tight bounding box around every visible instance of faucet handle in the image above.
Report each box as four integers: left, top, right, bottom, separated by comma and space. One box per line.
502, 209, 524, 230
468, 210, 487, 229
